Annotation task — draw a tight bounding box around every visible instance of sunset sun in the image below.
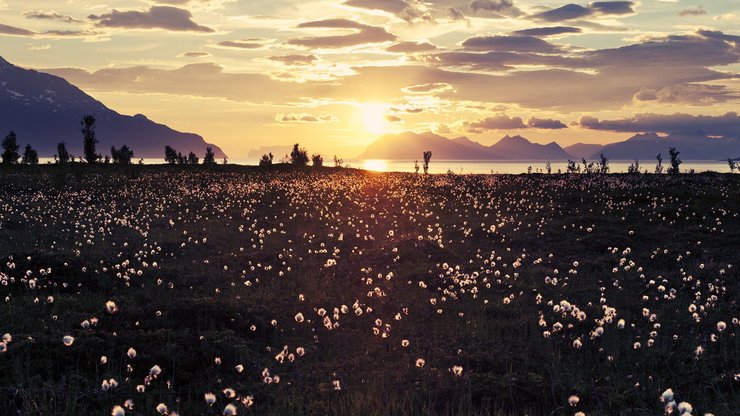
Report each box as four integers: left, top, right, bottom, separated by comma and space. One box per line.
361, 103, 388, 135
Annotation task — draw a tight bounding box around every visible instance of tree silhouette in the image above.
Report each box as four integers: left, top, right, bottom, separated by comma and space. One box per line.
290, 144, 309, 166
668, 147, 682, 175
655, 153, 663, 174
164, 146, 179, 165
57, 142, 70, 164
111, 145, 134, 164
187, 152, 199, 165
422, 151, 432, 174
1, 131, 20, 165
81, 115, 100, 164
333, 155, 343, 168
22, 144, 38, 165
259, 152, 273, 166
598, 154, 609, 174
204, 146, 216, 165
311, 153, 323, 167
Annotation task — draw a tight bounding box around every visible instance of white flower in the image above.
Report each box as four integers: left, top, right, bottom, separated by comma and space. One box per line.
568, 395, 580, 406
451, 365, 463, 377
415, 358, 425, 368
150, 365, 162, 377
294, 312, 304, 323
155, 403, 167, 414
111, 405, 125, 416
223, 403, 237, 415
105, 300, 118, 314
716, 321, 726, 332
127, 347, 137, 359
62, 336, 74, 346
204, 392, 216, 406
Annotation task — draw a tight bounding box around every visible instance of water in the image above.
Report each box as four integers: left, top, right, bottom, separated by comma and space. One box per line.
350, 160, 733, 174
37, 158, 733, 174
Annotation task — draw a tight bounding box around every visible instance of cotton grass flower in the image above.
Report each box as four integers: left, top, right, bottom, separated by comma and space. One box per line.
127, 347, 137, 359
62, 335, 74, 346
105, 300, 118, 314
204, 392, 216, 406
111, 405, 125, 416
155, 403, 167, 414
223, 403, 238, 415
568, 395, 580, 406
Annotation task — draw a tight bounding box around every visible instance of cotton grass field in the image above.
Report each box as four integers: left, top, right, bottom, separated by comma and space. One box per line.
0, 165, 737, 416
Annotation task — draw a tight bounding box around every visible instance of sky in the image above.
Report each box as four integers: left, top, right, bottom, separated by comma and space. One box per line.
1, 0, 739, 159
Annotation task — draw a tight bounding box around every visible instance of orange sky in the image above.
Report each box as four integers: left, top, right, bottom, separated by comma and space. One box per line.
1, 1, 738, 159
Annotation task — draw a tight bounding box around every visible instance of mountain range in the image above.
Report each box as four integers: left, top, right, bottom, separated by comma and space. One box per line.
359, 131, 740, 161
359, 131, 573, 160
0, 56, 225, 159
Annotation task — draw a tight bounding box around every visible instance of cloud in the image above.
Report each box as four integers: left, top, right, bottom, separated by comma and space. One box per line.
0, 22, 35, 36
88, 6, 214, 32
679, 6, 706, 17
386, 41, 438, 53
464, 114, 527, 131
23, 10, 82, 23
401, 82, 454, 94
469, 0, 514, 12
268, 54, 318, 65
462, 35, 562, 53
578, 112, 740, 136
533, 1, 635, 22
180, 51, 211, 57
633, 84, 739, 106
287, 19, 396, 48
344, 0, 434, 22
277, 113, 338, 123
528, 117, 567, 129
217, 39, 270, 49
512, 26, 582, 37
385, 114, 403, 122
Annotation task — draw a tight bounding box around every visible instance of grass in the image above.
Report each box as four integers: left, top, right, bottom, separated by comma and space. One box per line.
0, 164, 737, 415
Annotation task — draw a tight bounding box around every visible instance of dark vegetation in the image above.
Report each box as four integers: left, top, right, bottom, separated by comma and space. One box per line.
0, 165, 737, 415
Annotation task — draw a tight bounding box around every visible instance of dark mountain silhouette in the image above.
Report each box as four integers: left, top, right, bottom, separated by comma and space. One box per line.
0, 56, 225, 159
488, 135, 571, 160
565, 143, 604, 159
592, 132, 740, 160
360, 131, 572, 160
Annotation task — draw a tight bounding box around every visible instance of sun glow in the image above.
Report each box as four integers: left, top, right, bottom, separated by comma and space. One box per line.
361, 103, 388, 135
362, 159, 388, 171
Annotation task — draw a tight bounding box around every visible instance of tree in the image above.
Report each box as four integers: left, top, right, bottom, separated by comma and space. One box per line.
164, 146, 179, 165
598, 154, 609, 174
259, 152, 273, 166
628, 160, 641, 174
1, 131, 20, 165
655, 153, 663, 174
57, 142, 70, 164
111, 145, 134, 164
81, 114, 99, 164
333, 155, 343, 168
668, 147, 682, 175
727, 158, 736, 173
187, 152, 199, 165
545, 161, 552, 174
567, 160, 579, 174
311, 153, 323, 167
22, 144, 39, 165
422, 151, 432, 174
204, 146, 216, 165
290, 144, 308, 166
414, 160, 419, 174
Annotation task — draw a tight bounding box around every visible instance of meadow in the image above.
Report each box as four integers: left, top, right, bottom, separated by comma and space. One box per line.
0, 165, 737, 416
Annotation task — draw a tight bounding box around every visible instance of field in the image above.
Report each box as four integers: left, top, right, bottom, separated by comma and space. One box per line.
0, 165, 737, 416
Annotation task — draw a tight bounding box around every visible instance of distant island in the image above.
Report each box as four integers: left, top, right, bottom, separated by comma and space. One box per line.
0, 56, 225, 159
